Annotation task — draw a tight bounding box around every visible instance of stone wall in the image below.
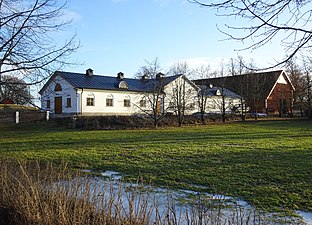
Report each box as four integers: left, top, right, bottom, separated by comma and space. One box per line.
52, 114, 239, 130
0, 111, 47, 124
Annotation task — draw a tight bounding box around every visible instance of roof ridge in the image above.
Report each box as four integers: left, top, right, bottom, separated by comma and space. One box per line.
58, 70, 183, 81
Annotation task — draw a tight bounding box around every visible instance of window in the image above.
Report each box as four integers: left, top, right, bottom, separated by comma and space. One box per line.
54, 83, 62, 92
66, 98, 71, 108
106, 98, 113, 107
86, 97, 94, 106
140, 99, 146, 108
118, 81, 128, 89
189, 103, 195, 110
124, 99, 131, 107
46, 100, 50, 109
169, 101, 175, 108
212, 101, 217, 109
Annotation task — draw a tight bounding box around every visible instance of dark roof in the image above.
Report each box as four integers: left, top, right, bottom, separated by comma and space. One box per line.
209, 87, 241, 98
39, 71, 181, 94
199, 85, 241, 98
194, 70, 292, 100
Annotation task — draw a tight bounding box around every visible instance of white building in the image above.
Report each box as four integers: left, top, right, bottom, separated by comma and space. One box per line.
39, 69, 200, 116
201, 86, 243, 114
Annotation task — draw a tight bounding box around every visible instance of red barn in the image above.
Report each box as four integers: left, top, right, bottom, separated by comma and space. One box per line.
194, 70, 295, 115
0, 98, 14, 104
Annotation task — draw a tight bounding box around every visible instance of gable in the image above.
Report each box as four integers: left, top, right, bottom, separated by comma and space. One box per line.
277, 74, 287, 84
165, 75, 200, 92
266, 71, 295, 99
39, 73, 75, 95
280, 71, 295, 91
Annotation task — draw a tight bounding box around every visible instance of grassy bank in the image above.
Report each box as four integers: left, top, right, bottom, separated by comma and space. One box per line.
0, 120, 311, 213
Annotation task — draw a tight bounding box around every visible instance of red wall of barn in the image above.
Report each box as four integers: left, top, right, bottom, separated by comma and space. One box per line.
246, 100, 266, 114
267, 83, 293, 113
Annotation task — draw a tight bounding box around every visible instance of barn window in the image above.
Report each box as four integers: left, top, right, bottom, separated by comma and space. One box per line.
86, 97, 94, 106
124, 95, 131, 107
140, 99, 147, 108
54, 83, 62, 92
212, 101, 217, 109
124, 99, 131, 107
189, 103, 195, 110
46, 100, 51, 109
66, 98, 71, 108
106, 98, 113, 107
106, 94, 113, 107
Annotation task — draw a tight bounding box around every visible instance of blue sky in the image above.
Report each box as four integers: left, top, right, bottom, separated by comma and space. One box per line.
62, 0, 285, 77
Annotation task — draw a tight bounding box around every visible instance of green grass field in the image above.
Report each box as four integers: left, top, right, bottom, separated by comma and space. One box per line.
0, 120, 311, 213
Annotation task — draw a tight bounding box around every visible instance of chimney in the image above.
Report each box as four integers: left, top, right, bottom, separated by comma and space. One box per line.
141, 74, 148, 81
117, 72, 124, 80
86, 68, 93, 76
156, 72, 164, 80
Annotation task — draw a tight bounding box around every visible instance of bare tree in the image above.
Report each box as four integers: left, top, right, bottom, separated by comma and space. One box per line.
302, 59, 312, 119
0, 0, 79, 98
168, 62, 192, 78
0, 75, 32, 105
168, 62, 197, 127
230, 60, 265, 120
286, 58, 306, 116
135, 58, 168, 128
228, 56, 249, 121
193, 65, 211, 124
286, 57, 312, 118
305, 72, 312, 119
189, 0, 312, 67
212, 63, 228, 122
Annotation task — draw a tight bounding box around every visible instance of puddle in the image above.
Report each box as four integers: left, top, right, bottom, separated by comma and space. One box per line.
100, 170, 122, 180
56, 170, 311, 224
297, 211, 312, 225
96, 170, 311, 224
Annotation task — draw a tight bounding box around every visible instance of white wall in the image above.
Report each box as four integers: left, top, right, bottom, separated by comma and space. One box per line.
163, 76, 199, 115
40, 75, 78, 114
205, 96, 241, 114
78, 89, 149, 115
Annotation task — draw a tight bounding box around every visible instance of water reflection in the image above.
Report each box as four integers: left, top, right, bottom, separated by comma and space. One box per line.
63, 170, 311, 225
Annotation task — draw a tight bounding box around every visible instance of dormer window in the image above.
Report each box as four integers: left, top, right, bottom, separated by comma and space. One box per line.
118, 81, 128, 89
54, 83, 62, 92
216, 89, 221, 96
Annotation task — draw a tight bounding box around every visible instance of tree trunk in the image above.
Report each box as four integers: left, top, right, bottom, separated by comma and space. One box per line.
201, 112, 205, 125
